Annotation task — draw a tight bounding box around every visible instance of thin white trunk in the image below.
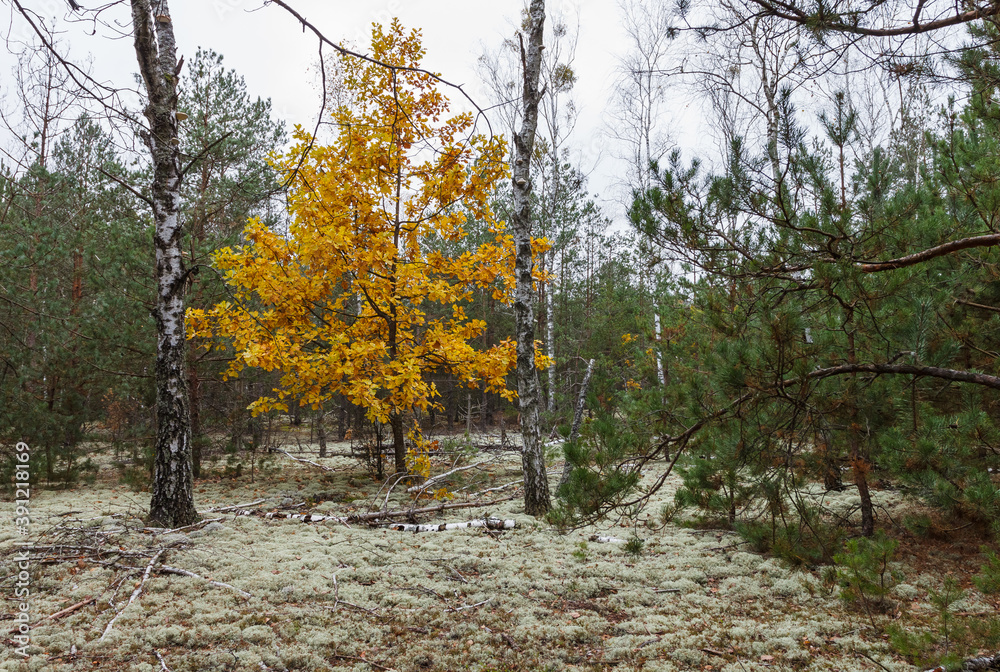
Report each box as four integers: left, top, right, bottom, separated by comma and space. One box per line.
558, 358, 594, 490
654, 312, 665, 386
546, 280, 556, 412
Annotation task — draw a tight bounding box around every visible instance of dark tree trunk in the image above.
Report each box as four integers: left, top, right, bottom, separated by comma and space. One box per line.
390, 413, 406, 475
337, 396, 347, 441
135, 0, 198, 527
512, 0, 551, 517
317, 410, 327, 459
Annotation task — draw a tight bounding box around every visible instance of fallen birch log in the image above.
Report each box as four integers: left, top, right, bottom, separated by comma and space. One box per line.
589, 535, 625, 543
385, 518, 516, 532
924, 651, 1000, 671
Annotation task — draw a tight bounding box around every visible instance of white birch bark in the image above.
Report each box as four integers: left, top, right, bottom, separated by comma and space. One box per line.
512, 0, 550, 516
385, 518, 516, 533
133, 0, 198, 527
557, 358, 594, 490
546, 281, 556, 412
654, 312, 665, 386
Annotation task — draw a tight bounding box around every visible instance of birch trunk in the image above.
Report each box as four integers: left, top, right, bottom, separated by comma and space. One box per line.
546, 280, 556, 412
513, 0, 550, 516
558, 358, 594, 490
653, 312, 665, 386
134, 0, 199, 527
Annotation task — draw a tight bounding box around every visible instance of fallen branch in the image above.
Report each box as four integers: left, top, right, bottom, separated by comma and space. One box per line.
923, 651, 1000, 672
467, 480, 522, 499
328, 654, 394, 671
589, 535, 624, 543
156, 565, 253, 599
99, 548, 165, 641
446, 598, 491, 613
275, 448, 335, 472
232, 495, 517, 526
385, 518, 516, 533
40, 596, 95, 623
205, 499, 269, 513
356, 496, 517, 523
154, 649, 172, 672
406, 460, 493, 493
143, 517, 223, 535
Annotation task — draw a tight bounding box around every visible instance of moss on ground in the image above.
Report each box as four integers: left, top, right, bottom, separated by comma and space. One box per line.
1, 439, 991, 671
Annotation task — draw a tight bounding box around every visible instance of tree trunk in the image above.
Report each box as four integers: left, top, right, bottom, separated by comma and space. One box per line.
390, 413, 406, 475
547, 278, 556, 412
317, 409, 327, 459
558, 358, 594, 491
135, 0, 198, 527
654, 311, 665, 386
512, 0, 551, 517
845, 316, 874, 536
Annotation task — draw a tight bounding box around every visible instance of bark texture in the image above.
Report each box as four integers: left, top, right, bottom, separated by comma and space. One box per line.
134, 0, 198, 527
558, 358, 594, 490
512, 0, 550, 517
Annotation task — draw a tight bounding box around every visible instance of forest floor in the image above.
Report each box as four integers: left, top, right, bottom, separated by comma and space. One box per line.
2, 433, 998, 672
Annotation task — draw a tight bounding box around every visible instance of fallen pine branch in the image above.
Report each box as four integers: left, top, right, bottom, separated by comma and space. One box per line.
99, 548, 165, 641
384, 518, 516, 533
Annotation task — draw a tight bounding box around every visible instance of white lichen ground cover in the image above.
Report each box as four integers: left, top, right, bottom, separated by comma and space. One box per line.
0, 442, 955, 672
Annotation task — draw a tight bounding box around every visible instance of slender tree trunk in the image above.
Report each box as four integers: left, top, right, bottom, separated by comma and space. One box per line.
317, 409, 327, 459
390, 413, 406, 475
547, 279, 556, 412
513, 0, 550, 516
654, 311, 665, 386
845, 314, 874, 536
135, 0, 198, 527
558, 358, 594, 491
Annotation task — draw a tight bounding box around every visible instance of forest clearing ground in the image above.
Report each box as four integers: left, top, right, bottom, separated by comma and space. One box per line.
1, 435, 992, 672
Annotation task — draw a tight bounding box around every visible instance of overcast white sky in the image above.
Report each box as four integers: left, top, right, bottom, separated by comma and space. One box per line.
2, 0, 665, 223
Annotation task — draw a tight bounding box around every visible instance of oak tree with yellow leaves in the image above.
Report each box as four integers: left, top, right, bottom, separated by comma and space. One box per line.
189, 21, 540, 475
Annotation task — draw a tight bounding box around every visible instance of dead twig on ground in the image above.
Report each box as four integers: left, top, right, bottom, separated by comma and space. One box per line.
154, 649, 172, 671
275, 447, 335, 472
205, 499, 269, 513
99, 548, 165, 641
143, 517, 223, 535
156, 565, 253, 599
